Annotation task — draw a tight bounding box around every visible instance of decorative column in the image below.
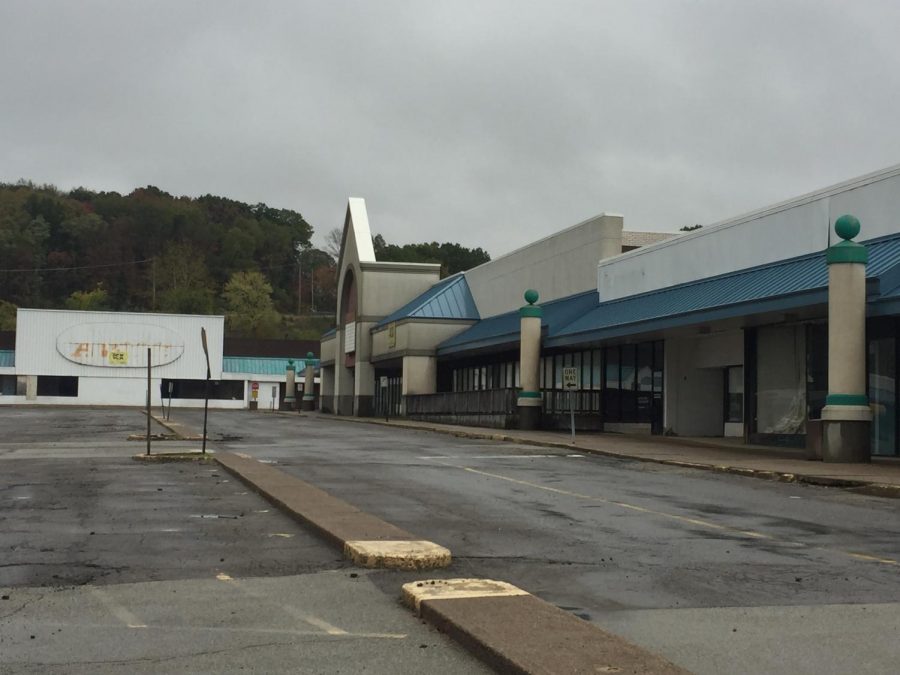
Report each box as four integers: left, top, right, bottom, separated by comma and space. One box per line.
302, 352, 317, 411
821, 214, 872, 463
283, 359, 296, 411
518, 289, 542, 430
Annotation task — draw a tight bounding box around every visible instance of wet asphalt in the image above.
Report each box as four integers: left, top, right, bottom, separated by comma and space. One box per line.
174, 408, 900, 674
0, 407, 488, 674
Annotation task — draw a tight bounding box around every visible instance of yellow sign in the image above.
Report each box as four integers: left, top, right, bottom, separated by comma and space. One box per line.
108, 350, 128, 366
388, 323, 397, 349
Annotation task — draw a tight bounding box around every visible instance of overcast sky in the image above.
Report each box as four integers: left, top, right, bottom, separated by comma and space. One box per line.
2, 1, 900, 256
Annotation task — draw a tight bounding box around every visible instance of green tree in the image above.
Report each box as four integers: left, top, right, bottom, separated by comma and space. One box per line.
0, 300, 16, 330
155, 242, 215, 314
223, 270, 280, 337
371, 235, 490, 277
65, 285, 110, 310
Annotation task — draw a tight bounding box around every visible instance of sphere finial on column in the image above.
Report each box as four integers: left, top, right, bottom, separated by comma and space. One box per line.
834, 214, 861, 241
524, 289, 539, 305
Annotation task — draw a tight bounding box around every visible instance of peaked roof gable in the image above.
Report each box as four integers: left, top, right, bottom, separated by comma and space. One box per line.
376, 274, 480, 328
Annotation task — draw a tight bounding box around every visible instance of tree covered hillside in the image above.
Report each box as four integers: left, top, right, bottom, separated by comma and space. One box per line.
0, 181, 329, 336
0, 181, 492, 338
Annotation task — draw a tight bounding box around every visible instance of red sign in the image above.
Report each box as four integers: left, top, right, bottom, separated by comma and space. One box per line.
251, 382, 259, 391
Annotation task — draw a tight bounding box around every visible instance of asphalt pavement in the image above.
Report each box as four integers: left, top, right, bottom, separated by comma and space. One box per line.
171, 408, 900, 675
0, 407, 489, 674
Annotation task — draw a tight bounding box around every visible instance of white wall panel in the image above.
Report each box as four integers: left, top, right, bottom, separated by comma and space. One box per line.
15, 309, 224, 379
598, 165, 900, 301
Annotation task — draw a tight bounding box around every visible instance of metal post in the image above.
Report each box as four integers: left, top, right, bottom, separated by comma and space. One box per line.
146, 347, 151, 456
569, 390, 575, 444
202, 378, 209, 455
201, 327, 211, 456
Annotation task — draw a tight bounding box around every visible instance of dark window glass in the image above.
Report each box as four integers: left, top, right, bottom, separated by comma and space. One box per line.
604, 347, 620, 420
620, 345, 637, 419
160, 379, 243, 400
653, 341, 664, 392
37, 376, 78, 397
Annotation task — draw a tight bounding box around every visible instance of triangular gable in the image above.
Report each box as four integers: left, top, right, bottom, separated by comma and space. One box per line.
337, 198, 375, 274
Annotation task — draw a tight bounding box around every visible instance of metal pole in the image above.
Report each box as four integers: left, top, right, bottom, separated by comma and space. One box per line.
201, 327, 211, 455
202, 378, 209, 455
569, 390, 575, 444
146, 347, 151, 456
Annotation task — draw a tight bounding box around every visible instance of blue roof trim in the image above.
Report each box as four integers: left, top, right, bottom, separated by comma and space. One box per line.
376, 274, 480, 328
223, 356, 319, 376
437, 291, 597, 356
547, 231, 900, 347
322, 327, 336, 339
0, 349, 14, 368
437, 231, 900, 355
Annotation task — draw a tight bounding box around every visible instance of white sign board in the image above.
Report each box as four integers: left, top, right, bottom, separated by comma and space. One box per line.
380, 376, 388, 388
56, 322, 185, 368
562, 367, 579, 390
344, 321, 357, 354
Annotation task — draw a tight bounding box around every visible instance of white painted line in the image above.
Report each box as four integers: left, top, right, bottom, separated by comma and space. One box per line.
217, 573, 348, 635
24, 621, 406, 639
89, 587, 147, 629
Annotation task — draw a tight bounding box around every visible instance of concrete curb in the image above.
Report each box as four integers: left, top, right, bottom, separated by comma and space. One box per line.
132, 451, 214, 463
403, 579, 689, 674
215, 451, 451, 570
147, 413, 204, 441
316, 414, 900, 499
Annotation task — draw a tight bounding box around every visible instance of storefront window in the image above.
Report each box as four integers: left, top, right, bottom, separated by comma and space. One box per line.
756, 325, 806, 435
726, 366, 744, 423
869, 336, 897, 456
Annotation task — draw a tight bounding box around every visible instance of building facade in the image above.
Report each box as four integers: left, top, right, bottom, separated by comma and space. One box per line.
0, 309, 319, 410
321, 164, 900, 458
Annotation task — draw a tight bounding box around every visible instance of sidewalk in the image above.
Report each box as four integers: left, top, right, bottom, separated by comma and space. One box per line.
314, 413, 900, 497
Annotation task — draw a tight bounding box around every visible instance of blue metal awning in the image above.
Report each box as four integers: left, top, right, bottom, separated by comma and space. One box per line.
437, 231, 900, 354
376, 274, 480, 328
547, 231, 900, 347
437, 291, 597, 355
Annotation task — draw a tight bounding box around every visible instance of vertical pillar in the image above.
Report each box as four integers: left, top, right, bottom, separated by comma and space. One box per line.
302, 352, 317, 411
283, 359, 296, 411
402, 355, 437, 416
518, 289, 542, 430
821, 214, 871, 463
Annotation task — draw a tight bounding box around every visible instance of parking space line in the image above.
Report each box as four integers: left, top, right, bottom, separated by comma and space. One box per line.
89, 587, 147, 629
428, 459, 900, 567
22, 620, 407, 639
216, 572, 348, 635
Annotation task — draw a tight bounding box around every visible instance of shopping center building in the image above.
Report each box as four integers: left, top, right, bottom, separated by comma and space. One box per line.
0, 310, 319, 410
320, 165, 900, 459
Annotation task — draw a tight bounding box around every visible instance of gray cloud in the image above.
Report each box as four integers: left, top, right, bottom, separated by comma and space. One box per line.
2, 0, 900, 256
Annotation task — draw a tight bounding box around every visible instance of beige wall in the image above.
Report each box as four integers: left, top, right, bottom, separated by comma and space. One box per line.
664, 331, 744, 436
466, 213, 623, 317
359, 263, 441, 319
371, 320, 475, 360
402, 355, 437, 396
320, 335, 336, 365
